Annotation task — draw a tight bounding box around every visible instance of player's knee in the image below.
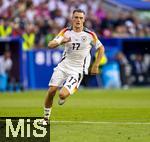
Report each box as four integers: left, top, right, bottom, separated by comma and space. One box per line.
59, 92, 66, 99
59, 91, 67, 99
59, 88, 70, 99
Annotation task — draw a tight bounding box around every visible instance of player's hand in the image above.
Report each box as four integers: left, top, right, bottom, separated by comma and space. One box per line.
90, 64, 99, 75
61, 37, 71, 44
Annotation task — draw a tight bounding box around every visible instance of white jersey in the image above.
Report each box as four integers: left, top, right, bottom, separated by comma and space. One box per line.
53, 27, 103, 75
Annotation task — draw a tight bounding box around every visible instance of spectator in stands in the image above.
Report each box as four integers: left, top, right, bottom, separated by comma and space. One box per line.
132, 54, 148, 85
125, 21, 136, 37
95, 4, 106, 21
100, 12, 114, 37
0, 19, 12, 37
26, 1, 36, 23
143, 54, 150, 84
0, 50, 12, 91
0, 0, 11, 17
22, 23, 36, 51
113, 24, 129, 38
116, 52, 131, 88
35, 1, 50, 20
0, 0, 150, 49
11, 19, 23, 37
51, 8, 67, 29
145, 26, 150, 37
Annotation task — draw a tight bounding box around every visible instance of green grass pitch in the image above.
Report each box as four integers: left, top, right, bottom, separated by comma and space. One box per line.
0, 88, 150, 142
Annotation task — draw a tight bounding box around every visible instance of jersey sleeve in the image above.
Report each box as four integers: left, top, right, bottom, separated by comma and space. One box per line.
91, 32, 103, 50
53, 28, 67, 44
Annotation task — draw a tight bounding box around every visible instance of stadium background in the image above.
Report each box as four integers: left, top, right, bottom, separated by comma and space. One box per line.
0, 0, 150, 142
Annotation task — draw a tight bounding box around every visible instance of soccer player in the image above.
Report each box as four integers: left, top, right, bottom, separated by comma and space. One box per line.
41, 9, 105, 125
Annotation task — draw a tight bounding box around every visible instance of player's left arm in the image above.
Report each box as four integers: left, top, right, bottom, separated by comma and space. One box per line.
90, 33, 105, 75
90, 45, 105, 75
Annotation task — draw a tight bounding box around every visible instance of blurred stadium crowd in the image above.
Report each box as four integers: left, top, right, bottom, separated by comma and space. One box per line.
0, 0, 150, 50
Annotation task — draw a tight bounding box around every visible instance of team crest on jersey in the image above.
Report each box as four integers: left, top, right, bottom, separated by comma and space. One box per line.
81, 36, 87, 42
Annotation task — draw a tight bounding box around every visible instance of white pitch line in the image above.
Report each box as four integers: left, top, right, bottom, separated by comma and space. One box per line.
50, 120, 150, 125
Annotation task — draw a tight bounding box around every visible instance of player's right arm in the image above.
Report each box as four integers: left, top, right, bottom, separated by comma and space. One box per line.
48, 28, 71, 48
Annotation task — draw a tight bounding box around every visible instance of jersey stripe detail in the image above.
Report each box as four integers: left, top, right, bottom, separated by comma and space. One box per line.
83, 28, 97, 44
83, 57, 87, 74
60, 51, 66, 63
57, 27, 72, 36
57, 28, 68, 36
60, 57, 65, 63
78, 73, 81, 82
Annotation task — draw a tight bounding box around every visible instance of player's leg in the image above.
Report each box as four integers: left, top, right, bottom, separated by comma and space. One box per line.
44, 86, 58, 120
42, 68, 67, 122
58, 74, 82, 105
58, 87, 70, 105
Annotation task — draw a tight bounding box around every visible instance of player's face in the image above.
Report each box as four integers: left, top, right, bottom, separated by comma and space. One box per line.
72, 12, 85, 28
